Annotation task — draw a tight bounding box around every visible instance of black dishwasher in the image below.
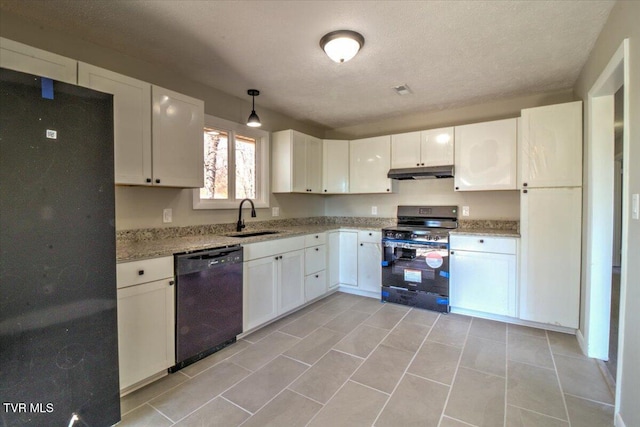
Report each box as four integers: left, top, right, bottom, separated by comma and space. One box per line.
170, 245, 243, 372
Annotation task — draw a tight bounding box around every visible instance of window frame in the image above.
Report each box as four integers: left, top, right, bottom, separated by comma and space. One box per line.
193, 115, 270, 210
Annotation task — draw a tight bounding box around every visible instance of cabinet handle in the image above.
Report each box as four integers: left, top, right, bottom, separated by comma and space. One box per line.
421, 163, 425, 166
315, 235, 319, 239
138, 270, 144, 275
455, 186, 459, 190
324, 189, 327, 192
275, 256, 279, 260
450, 251, 455, 255
523, 189, 528, 194
315, 247, 319, 251
369, 232, 372, 236
386, 188, 390, 192
523, 182, 528, 187
155, 179, 161, 184
360, 243, 363, 246
479, 239, 484, 243
315, 274, 319, 278
146, 178, 152, 183
169, 280, 175, 286
416, 163, 420, 166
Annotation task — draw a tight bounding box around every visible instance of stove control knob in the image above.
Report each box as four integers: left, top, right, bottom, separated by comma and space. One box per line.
411, 234, 418, 239
433, 235, 440, 241
425, 235, 432, 241
395, 233, 404, 239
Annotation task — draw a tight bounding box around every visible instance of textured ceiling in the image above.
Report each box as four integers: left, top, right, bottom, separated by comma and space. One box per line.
0, 0, 615, 130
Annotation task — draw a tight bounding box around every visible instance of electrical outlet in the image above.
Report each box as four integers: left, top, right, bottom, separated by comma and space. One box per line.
462, 206, 470, 217
163, 208, 172, 223
272, 206, 280, 217
371, 206, 378, 215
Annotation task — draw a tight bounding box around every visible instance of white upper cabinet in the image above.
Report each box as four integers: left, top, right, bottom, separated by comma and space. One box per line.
454, 118, 517, 191
391, 127, 454, 168
349, 135, 393, 193
151, 86, 205, 188
391, 131, 422, 168
520, 101, 583, 188
272, 130, 323, 193
78, 63, 152, 185
0, 37, 77, 84
322, 139, 349, 193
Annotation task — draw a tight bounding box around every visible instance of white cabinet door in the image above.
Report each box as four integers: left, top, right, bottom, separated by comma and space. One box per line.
306, 135, 323, 193
0, 37, 77, 84
358, 241, 382, 293
520, 187, 581, 328
117, 279, 174, 390
340, 231, 359, 287
244, 256, 278, 331
290, 130, 308, 193
391, 131, 422, 168
421, 127, 454, 166
278, 249, 305, 314
78, 63, 152, 185
454, 118, 517, 191
450, 249, 516, 316
151, 86, 204, 188
322, 139, 349, 193
328, 231, 341, 290
350, 136, 393, 193
305, 270, 327, 302
520, 101, 583, 188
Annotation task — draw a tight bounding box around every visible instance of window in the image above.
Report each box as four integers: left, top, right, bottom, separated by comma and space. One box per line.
193, 115, 269, 209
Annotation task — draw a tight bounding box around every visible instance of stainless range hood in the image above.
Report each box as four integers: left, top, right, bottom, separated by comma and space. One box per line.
387, 165, 454, 180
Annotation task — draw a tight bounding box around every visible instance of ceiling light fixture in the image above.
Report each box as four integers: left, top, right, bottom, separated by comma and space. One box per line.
246, 89, 261, 127
320, 30, 364, 63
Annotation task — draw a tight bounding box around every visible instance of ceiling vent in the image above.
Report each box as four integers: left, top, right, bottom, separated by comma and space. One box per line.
393, 84, 412, 95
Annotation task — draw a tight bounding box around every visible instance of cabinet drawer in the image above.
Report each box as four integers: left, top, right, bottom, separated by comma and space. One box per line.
305, 270, 327, 302
243, 236, 305, 261
305, 232, 326, 246
358, 230, 381, 243
305, 245, 326, 274
449, 235, 517, 254
117, 256, 174, 289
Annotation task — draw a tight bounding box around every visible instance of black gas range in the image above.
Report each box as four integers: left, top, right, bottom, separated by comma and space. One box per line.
381, 205, 458, 312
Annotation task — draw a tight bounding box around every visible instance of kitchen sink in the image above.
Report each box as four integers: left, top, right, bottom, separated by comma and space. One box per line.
224, 231, 281, 238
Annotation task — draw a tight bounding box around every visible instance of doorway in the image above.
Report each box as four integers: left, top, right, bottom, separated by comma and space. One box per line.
583, 39, 629, 417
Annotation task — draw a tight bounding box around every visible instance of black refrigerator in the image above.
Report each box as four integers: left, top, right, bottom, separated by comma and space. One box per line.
0, 68, 121, 426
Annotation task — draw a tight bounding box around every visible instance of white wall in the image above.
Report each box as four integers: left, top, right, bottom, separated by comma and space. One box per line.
574, 1, 640, 425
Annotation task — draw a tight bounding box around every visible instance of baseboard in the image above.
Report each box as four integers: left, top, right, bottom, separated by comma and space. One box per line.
615, 412, 626, 427
450, 307, 576, 334
576, 328, 587, 353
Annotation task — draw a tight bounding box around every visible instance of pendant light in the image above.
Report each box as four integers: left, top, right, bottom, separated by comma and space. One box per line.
246, 89, 261, 127
320, 30, 365, 63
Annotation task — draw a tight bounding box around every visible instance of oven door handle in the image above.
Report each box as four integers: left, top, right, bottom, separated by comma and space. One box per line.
383, 241, 448, 250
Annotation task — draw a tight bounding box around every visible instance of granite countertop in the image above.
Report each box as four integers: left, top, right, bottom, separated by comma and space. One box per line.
116, 218, 391, 262
450, 228, 520, 238
117, 217, 520, 262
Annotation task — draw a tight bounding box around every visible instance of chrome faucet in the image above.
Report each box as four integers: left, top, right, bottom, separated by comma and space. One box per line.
236, 198, 257, 232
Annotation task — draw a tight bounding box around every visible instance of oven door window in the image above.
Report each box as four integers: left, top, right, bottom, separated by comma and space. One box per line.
383, 244, 449, 295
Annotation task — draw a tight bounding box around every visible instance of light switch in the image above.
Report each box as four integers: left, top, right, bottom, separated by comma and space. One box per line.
462, 206, 470, 217
633, 194, 639, 220
272, 207, 280, 217
371, 206, 378, 215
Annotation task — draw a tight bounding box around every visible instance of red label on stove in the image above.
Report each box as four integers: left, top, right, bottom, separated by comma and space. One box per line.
425, 251, 444, 269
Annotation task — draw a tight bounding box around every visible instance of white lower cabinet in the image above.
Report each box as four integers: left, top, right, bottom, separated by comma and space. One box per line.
116, 256, 175, 392
328, 230, 358, 289
305, 233, 327, 301
357, 231, 382, 295
243, 236, 306, 331
450, 235, 517, 317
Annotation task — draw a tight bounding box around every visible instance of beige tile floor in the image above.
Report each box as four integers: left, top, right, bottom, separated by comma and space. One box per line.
118, 292, 615, 427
